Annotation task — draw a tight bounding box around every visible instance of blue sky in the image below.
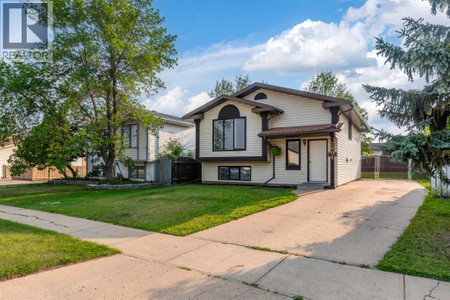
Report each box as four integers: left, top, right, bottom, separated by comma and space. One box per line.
146, 0, 449, 136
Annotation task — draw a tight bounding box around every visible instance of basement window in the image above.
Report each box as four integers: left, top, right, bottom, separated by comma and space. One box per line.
218, 166, 251, 181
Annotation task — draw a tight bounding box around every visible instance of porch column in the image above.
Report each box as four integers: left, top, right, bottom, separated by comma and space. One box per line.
329, 132, 336, 189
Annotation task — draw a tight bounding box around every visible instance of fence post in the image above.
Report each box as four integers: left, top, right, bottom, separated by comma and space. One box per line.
374, 156, 380, 179
408, 159, 412, 180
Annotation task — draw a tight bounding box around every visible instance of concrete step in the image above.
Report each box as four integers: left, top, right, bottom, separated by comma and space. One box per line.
296, 183, 326, 190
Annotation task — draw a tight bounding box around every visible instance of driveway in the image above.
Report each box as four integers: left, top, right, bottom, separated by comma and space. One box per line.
192, 180, 428, 266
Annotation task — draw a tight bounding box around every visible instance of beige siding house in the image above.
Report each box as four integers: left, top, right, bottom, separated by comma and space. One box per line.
0, 139, 15, 179
87, 111, 195, 181
183, 83, 369, 188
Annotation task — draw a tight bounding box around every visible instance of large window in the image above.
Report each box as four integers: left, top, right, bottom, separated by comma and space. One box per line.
213, 105, 246, 151
213, 118, 246, 151
123, 124, 138, 148
286, 140, 301, 170
218, 166, 251, 181
130, 166, 145, 179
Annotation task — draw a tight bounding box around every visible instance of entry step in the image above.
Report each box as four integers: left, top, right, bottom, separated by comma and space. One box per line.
297, 183, 326, 190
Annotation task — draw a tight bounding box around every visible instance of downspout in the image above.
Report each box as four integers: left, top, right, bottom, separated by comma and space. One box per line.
250, 140, 277, 189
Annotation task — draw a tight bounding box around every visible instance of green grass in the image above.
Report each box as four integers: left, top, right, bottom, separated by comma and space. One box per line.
0, 183, 297, 236
0, 219, 118, 280
377, 180, 450, 281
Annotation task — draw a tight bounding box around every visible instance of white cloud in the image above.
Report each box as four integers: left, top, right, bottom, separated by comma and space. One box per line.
144, 87, 211, 117
149, 0, 449, 136
244, 19, 371, 73
244, 0, 448, 74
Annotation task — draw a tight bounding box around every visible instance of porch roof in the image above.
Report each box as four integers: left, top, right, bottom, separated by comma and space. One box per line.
258, 123, 344, 138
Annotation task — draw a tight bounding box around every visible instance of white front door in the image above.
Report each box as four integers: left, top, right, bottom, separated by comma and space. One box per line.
309, 140, 327, 182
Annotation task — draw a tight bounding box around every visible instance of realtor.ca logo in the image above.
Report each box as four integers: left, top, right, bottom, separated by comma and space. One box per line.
1, 0, 53, 62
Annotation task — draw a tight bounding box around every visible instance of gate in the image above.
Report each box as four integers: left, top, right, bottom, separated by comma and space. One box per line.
171, 157, 201, 184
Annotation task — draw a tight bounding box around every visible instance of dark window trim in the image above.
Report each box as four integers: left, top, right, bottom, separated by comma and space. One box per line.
217, 166, 252, 181
212, 117, 247, 152
286, 139, 301, 170
122, 124, 138, 149
348, 122, 352, 140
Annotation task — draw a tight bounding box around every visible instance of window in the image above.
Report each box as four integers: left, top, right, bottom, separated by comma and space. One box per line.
213, 105, 246, 151
218, 166, 251, 181
213, 118, 246, 151
348, 122, 352, 140
130, 166, 145, 179
123, 124, 138, 148
254, 93, 267, 100
286, 140, 301, 170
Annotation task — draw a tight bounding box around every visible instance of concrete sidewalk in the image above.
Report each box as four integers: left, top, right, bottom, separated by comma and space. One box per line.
0, 204, 449, 300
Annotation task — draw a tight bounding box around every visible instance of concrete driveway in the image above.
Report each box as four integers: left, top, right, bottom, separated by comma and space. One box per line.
192, 180, 428, 266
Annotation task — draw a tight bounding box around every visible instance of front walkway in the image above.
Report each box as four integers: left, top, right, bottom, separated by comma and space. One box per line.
0, 200, 448, 299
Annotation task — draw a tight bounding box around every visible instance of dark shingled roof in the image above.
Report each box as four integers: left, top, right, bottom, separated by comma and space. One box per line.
182, 95, 283, 119
258, 123, 344, 138
149, 110, 194, 127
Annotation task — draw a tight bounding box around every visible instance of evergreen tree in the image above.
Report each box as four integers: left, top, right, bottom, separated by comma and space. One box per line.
363, 0, 450, 183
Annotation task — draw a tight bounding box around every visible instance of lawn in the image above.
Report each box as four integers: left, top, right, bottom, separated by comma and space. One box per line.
0, 219, 118, 280
377, 180, 450, 281
0, 184, 297, 236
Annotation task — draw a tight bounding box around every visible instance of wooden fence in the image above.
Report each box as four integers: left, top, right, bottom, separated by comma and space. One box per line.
155, 157, 201, 185
362, 156, 409, 179
3, 165, 86, 181
171, 157, 201, 185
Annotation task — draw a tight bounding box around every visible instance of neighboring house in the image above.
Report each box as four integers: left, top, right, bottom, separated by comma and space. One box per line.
0, 138, 86, 180
370, 142, 385, 156
0, 138, 15, 179
87, 111, 195, 181
182, 82, 370, 188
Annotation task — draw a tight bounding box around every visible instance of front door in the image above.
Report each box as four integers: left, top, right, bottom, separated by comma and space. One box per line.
309, 140, 327, 182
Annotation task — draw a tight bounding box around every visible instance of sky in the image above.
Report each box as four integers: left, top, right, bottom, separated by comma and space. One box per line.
145, 0, 449, 136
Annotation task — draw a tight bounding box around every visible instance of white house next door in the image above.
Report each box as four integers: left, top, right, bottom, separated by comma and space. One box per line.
309, 140, 327, 183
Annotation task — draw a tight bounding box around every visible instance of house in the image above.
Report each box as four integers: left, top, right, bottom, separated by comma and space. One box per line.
370, 142, 385, 156
0, 138, 15, 179
0, 138, 86, 181
86, 111, 195, 181
182, 82, 370, 188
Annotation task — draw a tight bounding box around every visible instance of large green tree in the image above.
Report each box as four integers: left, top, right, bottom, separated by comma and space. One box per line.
306, 71, 373, 155
0, 0, 177, 181
363, 0, 450, 183
208, 75, 251, 98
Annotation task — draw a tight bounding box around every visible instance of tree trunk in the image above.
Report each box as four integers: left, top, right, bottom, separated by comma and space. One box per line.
67, 164, 77, 178
105, 157, 115, 182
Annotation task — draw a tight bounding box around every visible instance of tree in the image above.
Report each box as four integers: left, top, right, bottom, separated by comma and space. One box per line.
306, 71, 373, 155
158, 136, 193, 160
0, 0, 177, 182
208, 75, 251, 98
363, 0, 449, 183
8, 111, 85, 178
